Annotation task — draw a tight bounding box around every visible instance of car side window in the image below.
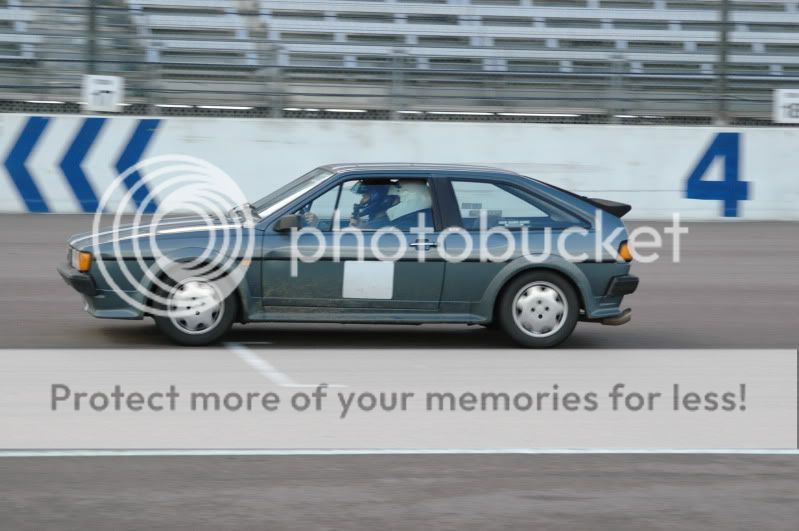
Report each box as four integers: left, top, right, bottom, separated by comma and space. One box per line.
301, 178, 435, 232
294, 184, 341, 231
451, 180, 576, 230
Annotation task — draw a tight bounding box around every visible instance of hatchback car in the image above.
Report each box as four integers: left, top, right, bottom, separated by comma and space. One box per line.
59, 163, 638, 347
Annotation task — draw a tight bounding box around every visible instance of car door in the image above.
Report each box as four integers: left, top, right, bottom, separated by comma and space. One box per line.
260, 175, 446, 312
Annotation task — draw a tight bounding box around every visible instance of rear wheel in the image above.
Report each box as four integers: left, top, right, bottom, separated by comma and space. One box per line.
153, 277, 237, 346
498, 271, 579, 348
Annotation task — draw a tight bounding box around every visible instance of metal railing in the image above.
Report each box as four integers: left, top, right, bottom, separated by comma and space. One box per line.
0, 0, 796, 125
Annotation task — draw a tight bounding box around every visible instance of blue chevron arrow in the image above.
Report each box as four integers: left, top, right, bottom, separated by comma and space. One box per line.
115, 118, 161, 213
59, 117, 106, 212
4, 116, 50, 212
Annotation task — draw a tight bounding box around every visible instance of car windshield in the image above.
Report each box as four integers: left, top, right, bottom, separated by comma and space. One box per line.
252, 167, 335, 217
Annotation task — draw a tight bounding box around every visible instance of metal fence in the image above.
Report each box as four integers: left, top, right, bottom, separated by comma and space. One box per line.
0, 0, 797, 124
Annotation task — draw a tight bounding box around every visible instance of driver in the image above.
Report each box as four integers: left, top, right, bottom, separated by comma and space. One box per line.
348, 181, 399, 229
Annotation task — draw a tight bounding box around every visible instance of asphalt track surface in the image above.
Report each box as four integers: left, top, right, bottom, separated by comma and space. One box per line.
1, 214, 798, 530
1, 215, 798, 349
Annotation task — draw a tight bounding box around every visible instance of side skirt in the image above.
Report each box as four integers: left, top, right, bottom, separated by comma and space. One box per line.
249, 307, 486, 325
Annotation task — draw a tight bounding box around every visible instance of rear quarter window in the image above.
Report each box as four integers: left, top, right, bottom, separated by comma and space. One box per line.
451, 180, 581, 229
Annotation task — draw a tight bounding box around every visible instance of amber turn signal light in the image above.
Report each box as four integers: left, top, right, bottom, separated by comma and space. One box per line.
77, 251, 93, 272
618, 241, 633, 262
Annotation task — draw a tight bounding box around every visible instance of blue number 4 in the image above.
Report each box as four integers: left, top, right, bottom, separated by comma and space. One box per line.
685, 132, 750, 217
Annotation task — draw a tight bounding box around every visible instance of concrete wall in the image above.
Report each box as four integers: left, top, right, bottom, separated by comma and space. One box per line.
1, 114, 797, 219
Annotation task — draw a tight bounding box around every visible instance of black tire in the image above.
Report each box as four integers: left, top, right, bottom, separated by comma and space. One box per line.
497, 271, 579, 348
153, 279, 238, 346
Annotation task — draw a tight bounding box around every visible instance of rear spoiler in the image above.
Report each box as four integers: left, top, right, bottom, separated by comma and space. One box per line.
582, 197, 632, 218
529, 178, 632, 218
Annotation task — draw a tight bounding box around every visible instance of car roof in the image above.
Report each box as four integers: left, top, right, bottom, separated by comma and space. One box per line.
320, 162, 520, 176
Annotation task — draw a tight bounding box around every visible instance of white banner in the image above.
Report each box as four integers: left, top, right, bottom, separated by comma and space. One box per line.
1, 348, 795, 450
81, 75, 124, 113
773, 89, 799, 124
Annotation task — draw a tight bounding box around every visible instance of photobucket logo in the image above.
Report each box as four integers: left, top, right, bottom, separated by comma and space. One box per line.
289, 211, 687, 276
91, 155, 255, 318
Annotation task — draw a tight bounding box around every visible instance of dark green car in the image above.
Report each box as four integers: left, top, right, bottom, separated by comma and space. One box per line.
59, 164, 638, 347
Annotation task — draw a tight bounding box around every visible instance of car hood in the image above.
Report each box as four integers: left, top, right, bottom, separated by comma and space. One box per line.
67, 216, 251, 251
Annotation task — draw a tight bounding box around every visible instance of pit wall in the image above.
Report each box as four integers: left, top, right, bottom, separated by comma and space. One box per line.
0, 113, 797, 220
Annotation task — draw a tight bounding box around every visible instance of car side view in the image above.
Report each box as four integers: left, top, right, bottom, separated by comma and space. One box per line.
59, 163, 638, 347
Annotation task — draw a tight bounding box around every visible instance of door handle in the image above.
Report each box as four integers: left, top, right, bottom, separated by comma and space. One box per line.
410, 240, 437, 248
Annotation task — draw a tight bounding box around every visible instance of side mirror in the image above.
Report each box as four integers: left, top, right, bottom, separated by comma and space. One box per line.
274, 214, 301, 232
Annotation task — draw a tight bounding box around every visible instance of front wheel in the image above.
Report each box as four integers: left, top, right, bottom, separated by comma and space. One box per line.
497, 271, 579, 348
153, 277, 238, 346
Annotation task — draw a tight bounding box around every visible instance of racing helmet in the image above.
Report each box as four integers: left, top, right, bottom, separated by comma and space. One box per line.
351, 181, 399, 219
386, 181, 432, 221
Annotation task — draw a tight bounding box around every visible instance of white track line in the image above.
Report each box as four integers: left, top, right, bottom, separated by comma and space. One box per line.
1, 449, 798, 458
227, 342, 297, 387
226, 342, 346, 388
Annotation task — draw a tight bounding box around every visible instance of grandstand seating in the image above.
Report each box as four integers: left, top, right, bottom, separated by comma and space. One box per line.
0, 1, 39, 60
254, 0, 799, 117
261, 0, 799, 77
129, 1, 257, 70
0, 0, 43, 97
1, 0, 799, 120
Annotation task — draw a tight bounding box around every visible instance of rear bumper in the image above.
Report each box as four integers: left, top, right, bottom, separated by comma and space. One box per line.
605, 274, 639, 297
57, 264, 96, 296
581, 274, 638, 324
600, 308, 631, 326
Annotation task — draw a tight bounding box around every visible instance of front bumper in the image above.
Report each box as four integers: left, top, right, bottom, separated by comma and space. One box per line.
57, 264, 143, 319
57, 264, 96, 296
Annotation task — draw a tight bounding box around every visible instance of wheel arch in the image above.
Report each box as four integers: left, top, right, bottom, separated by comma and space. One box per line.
477, 258, 592, 323
141, 254, 251, 323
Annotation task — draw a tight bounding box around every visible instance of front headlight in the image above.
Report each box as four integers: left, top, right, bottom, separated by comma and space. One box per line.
70, 248, 93, 272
